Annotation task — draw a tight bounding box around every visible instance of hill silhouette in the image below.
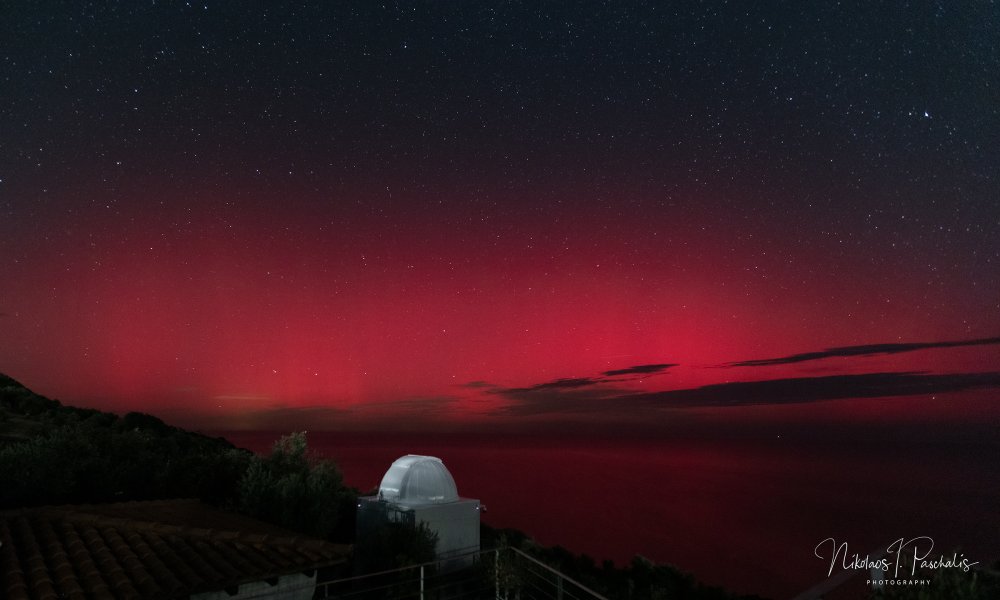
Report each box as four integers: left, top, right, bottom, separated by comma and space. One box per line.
0, 373, 356, 543
0, 373, 252, 508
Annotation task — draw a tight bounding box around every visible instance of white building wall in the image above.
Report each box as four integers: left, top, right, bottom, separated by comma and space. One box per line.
412, 499, 481, 564
190, 571, 316, 600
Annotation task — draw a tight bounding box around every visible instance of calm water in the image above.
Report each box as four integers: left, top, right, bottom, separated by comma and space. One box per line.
218, 425, 1000, 599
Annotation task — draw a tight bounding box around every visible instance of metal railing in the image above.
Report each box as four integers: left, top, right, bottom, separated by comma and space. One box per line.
497, 547, 610, 600
311, 546, 609, 600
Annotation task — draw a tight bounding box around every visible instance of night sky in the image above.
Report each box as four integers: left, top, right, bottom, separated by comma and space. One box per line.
2, 2, 998, 431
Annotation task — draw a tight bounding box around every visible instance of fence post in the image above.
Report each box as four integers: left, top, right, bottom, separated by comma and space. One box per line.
420, 565, 425, 600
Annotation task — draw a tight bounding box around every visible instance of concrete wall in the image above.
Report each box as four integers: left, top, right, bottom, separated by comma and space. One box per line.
190, 571, 316, 600
356, 495, 481, 570
411, 498, 481, 562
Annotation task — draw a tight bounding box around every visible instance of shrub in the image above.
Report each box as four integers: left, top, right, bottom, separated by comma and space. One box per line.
237, 432, 354, 539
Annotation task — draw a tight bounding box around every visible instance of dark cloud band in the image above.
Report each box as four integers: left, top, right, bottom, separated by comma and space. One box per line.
623, 371, 1000, 408
723, 336, 1000, 368
495, 371, 1000, 416
602, 363, 678, 377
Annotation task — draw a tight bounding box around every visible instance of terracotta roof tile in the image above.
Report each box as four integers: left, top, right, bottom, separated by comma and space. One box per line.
123, 530, 185, 596
34, 519, 87, 600
0, 499, 350, 600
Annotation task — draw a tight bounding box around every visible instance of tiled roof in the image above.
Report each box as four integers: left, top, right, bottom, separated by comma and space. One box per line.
0, 499, 350, 600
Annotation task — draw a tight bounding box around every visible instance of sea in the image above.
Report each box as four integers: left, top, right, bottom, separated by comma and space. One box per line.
215, 408, 1000, 599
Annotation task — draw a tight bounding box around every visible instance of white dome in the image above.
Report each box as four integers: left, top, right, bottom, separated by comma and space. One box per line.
378, 455, 459, 505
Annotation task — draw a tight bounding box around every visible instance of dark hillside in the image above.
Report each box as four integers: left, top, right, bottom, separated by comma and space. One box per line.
0, 373, 251, 507
0, 374, 356, 545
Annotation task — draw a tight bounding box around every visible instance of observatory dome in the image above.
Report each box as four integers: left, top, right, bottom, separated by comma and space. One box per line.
378, 455, 459, 505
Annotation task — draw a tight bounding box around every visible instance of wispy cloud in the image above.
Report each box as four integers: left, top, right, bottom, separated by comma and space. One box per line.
508, 377, 603, 392
723, 336, 1000, 368
621, 371, 1000, 407
497, 363, 678, 395
495, 384, 628, 415
457, 380, 501, 390
493, 371, 1000, 416
602, 363, 678, 377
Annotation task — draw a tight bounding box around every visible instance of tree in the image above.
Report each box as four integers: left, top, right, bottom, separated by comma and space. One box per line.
358, 520, 439, 573
237, 432, 354, 539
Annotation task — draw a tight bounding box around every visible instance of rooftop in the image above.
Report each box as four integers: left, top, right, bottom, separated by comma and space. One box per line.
0, 499, 349, 600
378, 455, 460, 506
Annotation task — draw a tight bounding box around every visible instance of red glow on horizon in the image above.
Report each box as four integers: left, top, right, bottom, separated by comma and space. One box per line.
2, 183, 997, 428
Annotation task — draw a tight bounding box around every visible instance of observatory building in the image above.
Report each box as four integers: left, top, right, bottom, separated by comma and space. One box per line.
356, 455, 480, 568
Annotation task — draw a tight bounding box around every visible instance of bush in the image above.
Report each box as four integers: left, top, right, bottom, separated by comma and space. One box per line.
0, 420, 251, 509
237, 432, 354, 539
356, 520, 439, 573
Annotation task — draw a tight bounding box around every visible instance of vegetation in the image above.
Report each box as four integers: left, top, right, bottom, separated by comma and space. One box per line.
482, 524, 769, 600
0, 374, 355, 542
238, 431, 355, 541
1, 376, 251, 507
354, 520, 439, 572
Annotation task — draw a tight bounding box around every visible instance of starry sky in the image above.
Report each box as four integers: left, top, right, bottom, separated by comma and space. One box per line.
2, 2, 998, 431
